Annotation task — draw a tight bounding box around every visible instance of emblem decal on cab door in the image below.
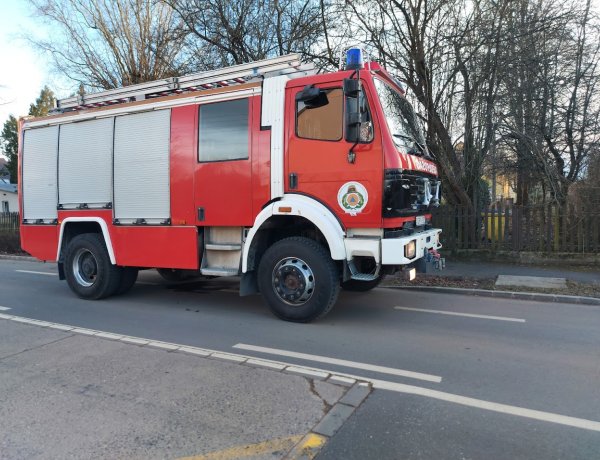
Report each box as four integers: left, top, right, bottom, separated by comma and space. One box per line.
338, 182, 368, 216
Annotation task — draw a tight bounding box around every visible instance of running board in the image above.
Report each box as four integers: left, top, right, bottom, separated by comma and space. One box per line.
200, 268, 240, 277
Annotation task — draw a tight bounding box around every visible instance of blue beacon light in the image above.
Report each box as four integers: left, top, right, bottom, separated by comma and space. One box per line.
346, 48, 364, 70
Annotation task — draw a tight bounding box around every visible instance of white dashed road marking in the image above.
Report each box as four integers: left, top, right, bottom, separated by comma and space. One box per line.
395, 306, 526, 323
233, 343, 442, 383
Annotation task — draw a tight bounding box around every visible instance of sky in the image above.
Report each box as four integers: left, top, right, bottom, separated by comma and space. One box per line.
0, 1, 71, 159
0, 2, 46, 124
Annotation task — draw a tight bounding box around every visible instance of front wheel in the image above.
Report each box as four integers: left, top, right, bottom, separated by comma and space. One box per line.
258, 237, 339, 322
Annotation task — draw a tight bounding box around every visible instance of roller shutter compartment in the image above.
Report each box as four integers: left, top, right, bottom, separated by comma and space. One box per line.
58, 117, 114, 208
113, 110, 171, 224
22, 126, 59, 222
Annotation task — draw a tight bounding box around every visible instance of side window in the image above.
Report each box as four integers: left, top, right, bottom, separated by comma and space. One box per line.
297, 88, 343, 141
199, 98, 249, 162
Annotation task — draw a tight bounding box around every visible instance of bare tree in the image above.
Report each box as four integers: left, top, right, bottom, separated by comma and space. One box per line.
28, 0, 190, 90
499, 0, 600, 204
344, 0, 512, 207
166, 0, 339, 70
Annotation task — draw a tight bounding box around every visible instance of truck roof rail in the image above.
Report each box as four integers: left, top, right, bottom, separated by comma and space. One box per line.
55, 54, 314, 112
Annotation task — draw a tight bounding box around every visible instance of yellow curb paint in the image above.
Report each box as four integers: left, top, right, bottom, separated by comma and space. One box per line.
178, 435, 303, 460
285, 433, 327, 459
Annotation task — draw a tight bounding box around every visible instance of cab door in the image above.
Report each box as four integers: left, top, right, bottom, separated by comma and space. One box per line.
285, 80, 383, 227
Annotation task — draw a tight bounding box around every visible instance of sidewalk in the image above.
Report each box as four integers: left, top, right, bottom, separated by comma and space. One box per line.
421, 260, 599, 284
382, 258, 600, 304
0, 318, 368, 460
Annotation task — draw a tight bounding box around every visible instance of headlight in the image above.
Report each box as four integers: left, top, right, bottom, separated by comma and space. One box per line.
405, 239, 416, 259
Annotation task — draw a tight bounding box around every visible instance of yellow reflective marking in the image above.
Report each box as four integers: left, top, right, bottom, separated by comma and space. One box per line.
299, 433, 326, 449
178, 435, 303, 460
285, 433, 328, 459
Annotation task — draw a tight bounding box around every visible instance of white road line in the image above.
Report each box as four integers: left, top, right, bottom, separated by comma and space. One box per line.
371, 379, 600, 432
233, 343, 442, 383
0, 306, 11, 311
0, 313, 599, 432
15, 270, 58, 276
395, 306, 526, 323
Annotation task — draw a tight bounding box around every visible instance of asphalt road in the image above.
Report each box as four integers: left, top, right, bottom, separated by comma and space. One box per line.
1, 258, 599, 459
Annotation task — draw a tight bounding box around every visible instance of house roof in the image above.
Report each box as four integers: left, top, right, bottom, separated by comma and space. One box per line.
0, 182, 17, 193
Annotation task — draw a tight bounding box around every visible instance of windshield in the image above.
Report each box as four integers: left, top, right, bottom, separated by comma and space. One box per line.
374, 78, 427, 155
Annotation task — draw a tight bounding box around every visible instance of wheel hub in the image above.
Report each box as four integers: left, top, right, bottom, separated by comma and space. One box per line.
73, 248, 98, 287
272, 258, 315, 306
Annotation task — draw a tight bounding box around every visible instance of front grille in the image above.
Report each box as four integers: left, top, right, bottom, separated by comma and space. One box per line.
383, 169, 441, 218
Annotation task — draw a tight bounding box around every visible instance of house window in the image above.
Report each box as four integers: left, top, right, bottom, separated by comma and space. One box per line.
199, 99, 249, 162
296, 88, 343, 141
2, 201, 8, 213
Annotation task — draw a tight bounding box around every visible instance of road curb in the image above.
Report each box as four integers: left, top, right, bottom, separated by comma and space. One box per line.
0, 313, 372, 459
387, 285, 600, 305
0, 254, 37, 262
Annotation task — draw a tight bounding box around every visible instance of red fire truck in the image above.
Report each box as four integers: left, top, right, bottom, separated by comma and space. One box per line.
18, 50, 442, 322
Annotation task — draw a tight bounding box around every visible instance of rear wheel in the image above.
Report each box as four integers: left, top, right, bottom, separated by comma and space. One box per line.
115, 267, 138, 295
64, 233, 122, 299
258, 237, 339, 322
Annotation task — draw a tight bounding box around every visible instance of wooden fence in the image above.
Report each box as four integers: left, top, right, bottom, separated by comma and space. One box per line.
432, 204, 600, 253
0, 212, 19, 233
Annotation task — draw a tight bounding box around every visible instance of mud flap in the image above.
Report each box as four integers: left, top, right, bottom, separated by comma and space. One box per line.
240, 271, 259, 296
57, 261, 65, 280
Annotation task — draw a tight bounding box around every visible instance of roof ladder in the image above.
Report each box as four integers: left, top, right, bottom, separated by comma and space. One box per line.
55, 54, 314, 112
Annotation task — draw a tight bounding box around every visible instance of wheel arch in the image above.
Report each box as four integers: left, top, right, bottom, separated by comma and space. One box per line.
57, 217, 116, 265
243, 194, 346, 273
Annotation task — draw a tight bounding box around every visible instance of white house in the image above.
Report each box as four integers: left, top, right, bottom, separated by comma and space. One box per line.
0, 180, 18, 213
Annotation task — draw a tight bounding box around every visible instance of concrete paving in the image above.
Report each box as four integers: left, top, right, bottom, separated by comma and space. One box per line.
496, 275, 568, 289
0, 320, 346, 460
422, 259, 599, 284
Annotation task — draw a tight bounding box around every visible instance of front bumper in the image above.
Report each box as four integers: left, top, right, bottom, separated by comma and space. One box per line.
344, 228, 442, 266
382, 228, 442, 265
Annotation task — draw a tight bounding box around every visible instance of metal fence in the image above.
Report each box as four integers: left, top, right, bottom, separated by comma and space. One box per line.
0, 212, 19, 233
432, 204, 600, 253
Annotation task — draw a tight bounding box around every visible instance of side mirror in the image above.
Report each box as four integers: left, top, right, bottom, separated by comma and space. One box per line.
345, 78, 361, 143
346, 111, 361, 143
343, 78, 360, 98
295, 85, 329, 109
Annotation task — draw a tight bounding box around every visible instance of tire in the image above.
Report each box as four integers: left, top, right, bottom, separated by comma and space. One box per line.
64, 233, 122, 300
341, 274, 385, 292
157, 268, 195, 282
114, 267, 138, 295
257, 237, 339, 322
